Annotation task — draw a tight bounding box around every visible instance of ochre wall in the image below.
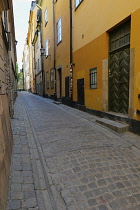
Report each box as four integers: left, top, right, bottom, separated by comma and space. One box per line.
28, 7, 38, 94
73, 33, 108, 110
131, 9, 140, 121
42, 0, 55, 96
72, 1, 140, 120
41, 0, 70, 97
72, 0, 140, 53
55, 0, 70, 97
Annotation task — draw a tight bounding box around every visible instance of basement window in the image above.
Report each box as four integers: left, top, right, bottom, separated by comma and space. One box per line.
90, 67, 97, 89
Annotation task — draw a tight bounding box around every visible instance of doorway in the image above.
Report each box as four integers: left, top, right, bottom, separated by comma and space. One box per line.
77, 78, 84, 105
57, 68, 62, 98
109, 21, 130, 114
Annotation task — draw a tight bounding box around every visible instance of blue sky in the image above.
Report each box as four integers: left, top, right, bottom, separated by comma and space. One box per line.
13, 0, 32, 70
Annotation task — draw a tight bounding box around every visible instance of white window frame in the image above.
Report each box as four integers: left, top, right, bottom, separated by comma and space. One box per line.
45, 39, 49, 57
57, 17, 62, 44
75, 0, 83, 8
44, 7, 48, 25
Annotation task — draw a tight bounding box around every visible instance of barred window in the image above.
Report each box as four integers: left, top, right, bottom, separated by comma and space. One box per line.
90, 68, 97, 89
57, 17, 62, 44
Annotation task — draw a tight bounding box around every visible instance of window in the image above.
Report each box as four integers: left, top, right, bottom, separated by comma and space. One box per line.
7, 32, 11, 51
44, 8, 48, 25
3, 10, 8, 32
75, 0, 83, 8
45, 39, 49, 57
90, 68, 97, 89
37, 59, 39, 74
46, 71, 49, 89
57, 17, 62, 44
50, 69, 54, 89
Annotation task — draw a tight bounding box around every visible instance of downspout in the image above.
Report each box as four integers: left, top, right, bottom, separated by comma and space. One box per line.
70, 0, 72, 65
33, 42, 36, 93
69, 0, 73, 99
52, 0, 56, 93
40, 16, 45, 96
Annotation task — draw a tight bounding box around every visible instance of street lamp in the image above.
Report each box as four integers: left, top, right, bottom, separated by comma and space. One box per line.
40, 47, 45, 55
15, 40, 18, 45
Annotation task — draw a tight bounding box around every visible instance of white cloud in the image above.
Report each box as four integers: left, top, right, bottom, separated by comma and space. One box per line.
14, 0, 31, 2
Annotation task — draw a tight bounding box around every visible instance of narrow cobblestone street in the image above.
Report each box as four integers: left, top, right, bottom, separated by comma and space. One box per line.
6, 92, 140, 210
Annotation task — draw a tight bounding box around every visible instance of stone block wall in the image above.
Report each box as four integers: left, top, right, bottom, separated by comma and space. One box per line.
0, 95, 13, 210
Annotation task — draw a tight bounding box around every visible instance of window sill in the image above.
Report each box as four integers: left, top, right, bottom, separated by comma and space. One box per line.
45, 21, 48, 27
90, 87, 97, 90
75, 0, 83, 11
57, 40, 62, 46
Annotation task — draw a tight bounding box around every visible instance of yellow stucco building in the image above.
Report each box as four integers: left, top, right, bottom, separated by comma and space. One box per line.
38, 0, 71, 99
72, 0, 140, 123
41, 0, 55, 98
54, 0, 71, 98
25, 0, 140, 133
27, 2, 37, 93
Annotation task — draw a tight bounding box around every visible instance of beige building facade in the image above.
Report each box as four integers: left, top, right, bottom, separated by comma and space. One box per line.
27, 1, 37, 93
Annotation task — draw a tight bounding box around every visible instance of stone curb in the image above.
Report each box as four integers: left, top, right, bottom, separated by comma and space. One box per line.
22, 96, 66, 210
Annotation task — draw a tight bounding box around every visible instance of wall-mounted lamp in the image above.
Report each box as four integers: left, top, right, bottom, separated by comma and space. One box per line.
40, 48, 51, 57
70, 63, 75, 68
15, 40, 18, 45
40, 48, 45, 55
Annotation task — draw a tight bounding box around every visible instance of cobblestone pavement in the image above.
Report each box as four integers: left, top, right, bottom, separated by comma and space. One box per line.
6, 92, 140, 210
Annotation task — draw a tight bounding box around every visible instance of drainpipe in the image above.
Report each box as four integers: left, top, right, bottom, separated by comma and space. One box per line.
40, 19, 45, 97
52, 0, 56, 93
69, 0, 73, 99
33, 42, 36, 94
70, 0, 72, 65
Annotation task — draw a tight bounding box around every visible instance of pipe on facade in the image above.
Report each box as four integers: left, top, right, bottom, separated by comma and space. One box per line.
69, 0, 73, 99
52, 0, 56, 93
69, 0, 72, 65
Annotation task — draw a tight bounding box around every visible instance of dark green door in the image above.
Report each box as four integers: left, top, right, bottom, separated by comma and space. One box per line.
109, 21, 130, 114
65, 76, 70, 97
77, 78, 84, 105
